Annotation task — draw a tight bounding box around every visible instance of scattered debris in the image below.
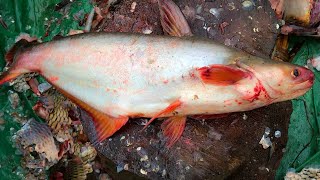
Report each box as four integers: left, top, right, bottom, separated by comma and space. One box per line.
14, 119, 60, 178
253, 27, 259, 33
265, 127, 271, 135
242, 1, 254, 11
259, 134, 272, 149
124, 163, 129, 170
310, 57, 320, 71
69, 29, 85, 35
196, 4, 202, 14
195, 15, 205, 21
65, 158, 90, 180
243, 113, 248, 120
209, 8, 223, 19
140, 168, 148, 175
8, 72, 39, 93
74, 142, 97, 164
99, 173, 112, 180
38, 82, 52, 94
227, 2, 236, 11
207, 128, 222, 140
219, 22, 230, 34
130, 2, 137, 13
142, 27, 153, 34
274, 130, 281, 138
285, 167, 320, 180
8, 91, 20, 109
259, 127, 272, 149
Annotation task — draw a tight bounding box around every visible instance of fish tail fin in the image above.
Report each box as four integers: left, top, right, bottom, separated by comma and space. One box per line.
158, 0, 192, 37
0, 70, 23, 85
0, 35, 38, 85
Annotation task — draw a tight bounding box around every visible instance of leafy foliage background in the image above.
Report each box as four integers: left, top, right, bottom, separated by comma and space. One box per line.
0, 0, 92, 179
276, 39, 320, 179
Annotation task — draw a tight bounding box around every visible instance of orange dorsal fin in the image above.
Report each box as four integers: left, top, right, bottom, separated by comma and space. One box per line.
161, 116, 187, 148
143, 99, 182, 130
158, 0, 193, 37
54, 87, 128, 143
197, 65, 249, 85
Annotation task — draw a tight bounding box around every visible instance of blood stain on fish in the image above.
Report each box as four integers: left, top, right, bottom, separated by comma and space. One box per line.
48, 76, 59, 82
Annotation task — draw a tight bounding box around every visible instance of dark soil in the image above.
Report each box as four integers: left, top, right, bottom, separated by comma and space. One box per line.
82, 0, 291, 179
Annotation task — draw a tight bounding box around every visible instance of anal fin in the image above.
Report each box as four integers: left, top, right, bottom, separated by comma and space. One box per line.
143, 99, 182, 129
161, 116, 187, 148
54, 87, 128, 143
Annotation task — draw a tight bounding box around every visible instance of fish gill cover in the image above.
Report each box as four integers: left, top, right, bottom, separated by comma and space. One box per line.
0, 0, 92, 179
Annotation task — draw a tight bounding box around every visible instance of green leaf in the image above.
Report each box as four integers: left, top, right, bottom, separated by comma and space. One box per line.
0, 0, 93, 178
276, 38, 320, 179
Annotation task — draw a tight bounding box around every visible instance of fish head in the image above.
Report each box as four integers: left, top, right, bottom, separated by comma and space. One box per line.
237, 56, 314, 102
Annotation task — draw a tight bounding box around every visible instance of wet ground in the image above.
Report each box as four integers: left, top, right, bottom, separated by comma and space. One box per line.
80, 0, 292, 179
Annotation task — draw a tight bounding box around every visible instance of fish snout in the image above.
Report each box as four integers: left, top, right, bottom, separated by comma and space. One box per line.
294, 67, 314, 88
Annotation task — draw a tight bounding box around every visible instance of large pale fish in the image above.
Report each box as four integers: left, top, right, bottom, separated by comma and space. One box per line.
0, 0, 314, 147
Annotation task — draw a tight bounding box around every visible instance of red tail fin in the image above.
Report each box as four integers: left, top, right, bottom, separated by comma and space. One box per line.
1, 35, 39, 85
0, 70, 22, 85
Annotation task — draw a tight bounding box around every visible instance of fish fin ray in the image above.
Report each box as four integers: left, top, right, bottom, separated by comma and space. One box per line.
54, 87, 128, 143
143, 99, 182, 130
161, 116, 187, 148
158, 0, 192, 37
197, 65, 249, 85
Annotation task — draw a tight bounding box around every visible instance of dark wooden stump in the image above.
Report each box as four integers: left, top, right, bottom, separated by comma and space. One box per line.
83, 0, 289, 179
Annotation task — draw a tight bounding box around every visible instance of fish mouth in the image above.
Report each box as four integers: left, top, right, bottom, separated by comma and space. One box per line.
293, 67, 314, 90
293, 79, 314, 91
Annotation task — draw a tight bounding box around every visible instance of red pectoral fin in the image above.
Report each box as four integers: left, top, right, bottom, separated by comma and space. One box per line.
142, 99, 182, 130
54, 87, 128, 143
161, 116, 187, 148
197, 65, 249, 85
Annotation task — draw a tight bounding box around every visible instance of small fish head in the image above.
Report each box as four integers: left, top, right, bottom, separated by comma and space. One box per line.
237, 57, 314, 102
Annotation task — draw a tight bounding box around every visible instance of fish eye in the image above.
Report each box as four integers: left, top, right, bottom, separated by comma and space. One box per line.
291, 69, 300, 78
